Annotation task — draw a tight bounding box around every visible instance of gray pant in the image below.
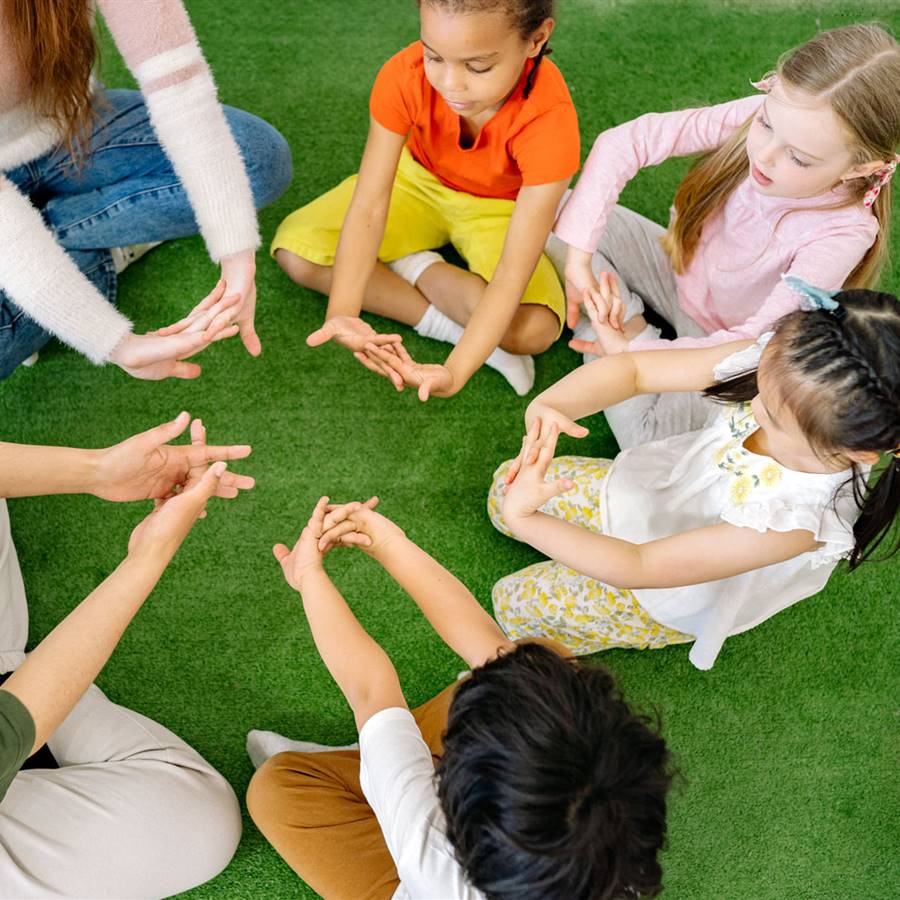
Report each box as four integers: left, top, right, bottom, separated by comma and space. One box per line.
546, 203, 717, 449
0, 501, 242, 898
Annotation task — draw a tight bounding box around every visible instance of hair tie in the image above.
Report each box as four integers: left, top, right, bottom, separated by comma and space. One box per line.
863, 154, 899, 208
781, 274, 846, 320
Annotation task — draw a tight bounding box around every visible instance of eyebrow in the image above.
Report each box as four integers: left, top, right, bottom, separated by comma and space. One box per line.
761, 100, 826, 162
421, 39, 499, 62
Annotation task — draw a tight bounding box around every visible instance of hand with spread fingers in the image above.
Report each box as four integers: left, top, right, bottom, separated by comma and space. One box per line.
502, 420, 574, 524
109, 280, 242, 380
506, 410, 588, 485
307, 315, 403, 356
363, 341, 455, 400
568, 274, 630, 358
93, 412, 254, 503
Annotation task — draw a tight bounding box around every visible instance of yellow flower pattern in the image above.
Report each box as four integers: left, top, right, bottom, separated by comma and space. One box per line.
487, 456, 691, 655
717, 403, 784, 505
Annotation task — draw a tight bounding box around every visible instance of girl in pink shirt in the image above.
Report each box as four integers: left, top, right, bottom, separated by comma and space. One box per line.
550, 23, 899, 448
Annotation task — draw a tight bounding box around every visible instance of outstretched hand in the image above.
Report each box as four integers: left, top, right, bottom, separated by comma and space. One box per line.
110, 280, 241, 380
506, 407, 588, 485
363, 342, 455, 401
502, 419, 574, 523
94, 412, 254, 503
567, 277, 630, 358
307, 315, 403, 355
127, 460, 228, 558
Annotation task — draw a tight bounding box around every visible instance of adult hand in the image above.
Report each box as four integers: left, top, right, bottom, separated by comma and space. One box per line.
109, 281, 240, 380
506, 407, 588, 485
220, 249, 261, 357
127, 460, 227, 559
502, 420, 573, 523
94, 412, 253, 503
363, 342, 455, 401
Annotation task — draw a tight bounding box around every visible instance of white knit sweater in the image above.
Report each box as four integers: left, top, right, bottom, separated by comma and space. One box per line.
0, 0, 261, 364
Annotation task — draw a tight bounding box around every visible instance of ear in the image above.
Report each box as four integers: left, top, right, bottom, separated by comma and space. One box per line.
526, 17, 555, 58
840, 159, 886, 183
844, 449, 881, 466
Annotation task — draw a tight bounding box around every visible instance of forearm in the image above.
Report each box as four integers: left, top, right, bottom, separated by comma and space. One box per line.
532, 353, 639, 421
375, 537, 510, 668
2, 552, 167, 752
0, 443, 101, 498
297, 568, 402, 727
325, 201, 390, 319
444, 274, 524, 388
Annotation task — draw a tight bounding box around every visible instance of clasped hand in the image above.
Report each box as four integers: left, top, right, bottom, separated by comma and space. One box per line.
564, 256, 630, 357
502, 417, 575, 524
273, 495, 405, 590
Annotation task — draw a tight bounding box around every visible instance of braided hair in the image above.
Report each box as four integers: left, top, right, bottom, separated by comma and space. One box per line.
418, 1, 556, 99
706, 290, 900, 568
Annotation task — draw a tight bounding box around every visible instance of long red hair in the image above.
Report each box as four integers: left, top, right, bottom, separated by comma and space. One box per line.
7, 0, 98, 161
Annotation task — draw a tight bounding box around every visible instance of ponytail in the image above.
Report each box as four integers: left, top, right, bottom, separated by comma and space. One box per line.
523, 42, 550, 99
847, 456, 900, 569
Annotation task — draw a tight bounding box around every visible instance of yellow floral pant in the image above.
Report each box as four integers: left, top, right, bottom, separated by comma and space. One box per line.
487, 456, 692, 656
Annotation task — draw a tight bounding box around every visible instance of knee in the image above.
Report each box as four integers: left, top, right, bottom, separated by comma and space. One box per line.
486, 461, 515, 536
227, 109, 293, 210
247, 753, 292, 835
500, 308, 558, 356
275, 248, 324, 290
181, 769, 243, 884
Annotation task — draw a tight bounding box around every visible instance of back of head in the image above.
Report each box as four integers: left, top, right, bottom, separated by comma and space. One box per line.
436, 643, 673, 900
767, 290, 900, 566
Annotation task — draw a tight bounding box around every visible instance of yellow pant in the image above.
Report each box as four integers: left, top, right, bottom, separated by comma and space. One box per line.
272, 148, 565, 327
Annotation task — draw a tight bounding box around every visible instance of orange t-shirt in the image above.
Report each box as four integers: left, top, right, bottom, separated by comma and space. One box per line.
369, 42, 580, 201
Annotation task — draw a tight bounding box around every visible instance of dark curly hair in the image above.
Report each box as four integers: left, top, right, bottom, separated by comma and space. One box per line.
705, 289, 900, 568
435, 642, 674, 899
417, 0, 555, 98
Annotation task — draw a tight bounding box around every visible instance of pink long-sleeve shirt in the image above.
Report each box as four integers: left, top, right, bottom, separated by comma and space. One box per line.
554, 96, 879, 350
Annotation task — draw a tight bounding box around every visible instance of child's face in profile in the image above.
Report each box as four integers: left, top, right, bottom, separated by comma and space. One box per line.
419, 2, 550, 122
744, 80, 860, 199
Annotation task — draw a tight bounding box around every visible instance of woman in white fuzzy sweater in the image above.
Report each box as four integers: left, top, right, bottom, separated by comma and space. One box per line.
0, 0, 292, 380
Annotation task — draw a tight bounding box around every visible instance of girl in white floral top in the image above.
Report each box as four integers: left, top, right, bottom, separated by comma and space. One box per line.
487, 285, 900, 669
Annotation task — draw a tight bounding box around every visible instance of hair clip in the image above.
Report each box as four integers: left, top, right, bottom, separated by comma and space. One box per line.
863, 154, 899, 208
750, 74, 777, 92
781, 274, 846, 319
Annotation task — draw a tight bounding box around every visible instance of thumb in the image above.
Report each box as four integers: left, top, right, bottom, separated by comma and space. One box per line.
543, 477, 574, 502
306, 322, 334, 348
142, 410, 191, 446
418, 381, 431, 402
566, 296, 581, 329
193, 461, 227, 504
272, 543, 291, 566
568, 338, 596, 354
562, 420, 589, 439
240, 321, 262, 358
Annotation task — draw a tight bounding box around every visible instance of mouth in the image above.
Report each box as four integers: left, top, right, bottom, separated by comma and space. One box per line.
751, 163, 773, 187
444, 98, 474, 112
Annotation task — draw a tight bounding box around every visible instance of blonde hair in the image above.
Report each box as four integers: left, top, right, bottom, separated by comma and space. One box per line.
661, 23, 900, 288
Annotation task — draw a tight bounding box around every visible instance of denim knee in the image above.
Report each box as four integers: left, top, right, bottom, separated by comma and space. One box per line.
225, 108, 293, 211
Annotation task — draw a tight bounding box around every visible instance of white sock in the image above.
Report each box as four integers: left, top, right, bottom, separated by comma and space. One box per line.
246, 729, 359, 769
387, 250, 444, 286
415, 304, 535, 396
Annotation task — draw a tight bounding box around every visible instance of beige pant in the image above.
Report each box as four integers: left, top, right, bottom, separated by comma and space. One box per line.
546, 202, 717, 449
0, 501, 242, 898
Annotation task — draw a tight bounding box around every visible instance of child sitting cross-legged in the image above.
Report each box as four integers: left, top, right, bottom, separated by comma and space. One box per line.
246, 497, 675, 900
488, 279, 900, 670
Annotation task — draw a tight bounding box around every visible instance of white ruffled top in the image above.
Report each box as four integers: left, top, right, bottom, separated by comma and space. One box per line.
599, 338, 860, 670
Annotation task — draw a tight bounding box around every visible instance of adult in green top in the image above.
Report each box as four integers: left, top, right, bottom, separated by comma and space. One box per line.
0, 414, 254, 898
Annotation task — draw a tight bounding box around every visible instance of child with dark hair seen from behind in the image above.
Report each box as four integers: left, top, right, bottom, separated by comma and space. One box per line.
246, 497, 673, 900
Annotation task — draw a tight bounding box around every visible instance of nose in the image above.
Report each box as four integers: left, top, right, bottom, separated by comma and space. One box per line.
440, 65, 466, 96
756, 138, 778, 169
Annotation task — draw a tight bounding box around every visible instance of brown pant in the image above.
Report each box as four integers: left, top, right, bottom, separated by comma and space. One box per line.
246, 682, 457, 900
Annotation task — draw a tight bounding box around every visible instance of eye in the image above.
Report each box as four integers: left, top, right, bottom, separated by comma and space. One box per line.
424, 53, 443, 64
466, 64, 493, 74
755, 113, 773, 131
788, 152, 811, 168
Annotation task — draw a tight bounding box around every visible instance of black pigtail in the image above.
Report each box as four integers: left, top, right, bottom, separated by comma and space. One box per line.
848, 455, 900, 569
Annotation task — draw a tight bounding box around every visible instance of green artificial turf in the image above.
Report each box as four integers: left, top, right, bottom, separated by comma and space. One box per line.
1, 1, 898, 897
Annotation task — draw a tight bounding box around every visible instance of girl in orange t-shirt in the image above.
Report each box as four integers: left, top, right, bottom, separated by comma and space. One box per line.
272, 0, 580, 399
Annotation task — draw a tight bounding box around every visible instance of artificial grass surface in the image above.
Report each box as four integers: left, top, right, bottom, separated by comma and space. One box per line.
1, 0, 898, 897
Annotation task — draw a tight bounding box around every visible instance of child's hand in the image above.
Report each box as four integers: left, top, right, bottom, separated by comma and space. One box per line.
506, 409, 588, 485
563, 250, 625, 332
568, 281, 630, 357
503, 421, 574, 523
272, 495, 335, 591
94, 413, 254, 503
127, 461, 227, 560
363, 343, 455, 401
307, 315, 403, 354
318, 499, 406, 558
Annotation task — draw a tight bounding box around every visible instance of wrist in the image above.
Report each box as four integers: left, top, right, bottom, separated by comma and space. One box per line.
296, 562, 329, 592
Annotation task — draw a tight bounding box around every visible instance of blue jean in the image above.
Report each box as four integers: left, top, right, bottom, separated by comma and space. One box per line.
0, 89, 292, 379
